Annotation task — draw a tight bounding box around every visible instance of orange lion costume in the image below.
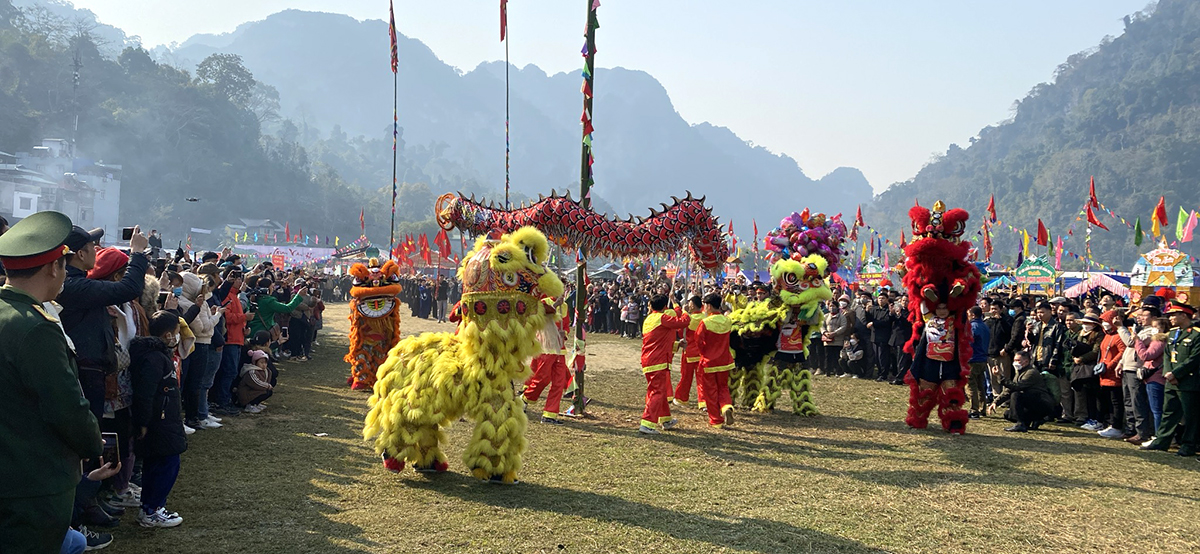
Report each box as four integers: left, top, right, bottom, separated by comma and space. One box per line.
345, 258, 403, 390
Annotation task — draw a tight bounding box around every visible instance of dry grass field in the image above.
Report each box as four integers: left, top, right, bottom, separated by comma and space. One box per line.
113, 302, 1200, 554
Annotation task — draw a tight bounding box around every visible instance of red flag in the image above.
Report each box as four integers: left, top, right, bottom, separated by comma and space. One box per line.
982, 224, 993, 260
986, 195, 997, 223
1036, 219, 1049, 246
500, 0, 508, 42
854, 205, 864, 228
1086, 204, 1109, 231
899, 231, 907, 248
406, 234, 416, 255
418, 234, 432, 264
360, 209, 365, 233
284, 222, 290, 242
752, 219, 758, 239
1088, 176, 1099, 209
388, 0, 398, 73
435, 229, 451, 257
1153, 196, 1169, 227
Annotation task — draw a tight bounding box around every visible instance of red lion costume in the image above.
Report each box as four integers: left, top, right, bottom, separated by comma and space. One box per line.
345, 259, 403, 390
901, 200, 981, 434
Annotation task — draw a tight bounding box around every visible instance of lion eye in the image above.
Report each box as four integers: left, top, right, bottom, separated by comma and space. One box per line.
783, 274, 798, 286
497, 251, 512, 264
524, 245, 538, 264
503, 272, 518, 286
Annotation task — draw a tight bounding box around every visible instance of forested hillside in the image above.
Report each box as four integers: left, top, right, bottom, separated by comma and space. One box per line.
866, 0, 1200, 270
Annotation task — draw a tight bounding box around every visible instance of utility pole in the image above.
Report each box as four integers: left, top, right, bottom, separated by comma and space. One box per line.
71, 49, 81, 157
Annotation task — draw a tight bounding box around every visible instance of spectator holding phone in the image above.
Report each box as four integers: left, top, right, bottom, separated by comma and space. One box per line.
212, 267, 246, 415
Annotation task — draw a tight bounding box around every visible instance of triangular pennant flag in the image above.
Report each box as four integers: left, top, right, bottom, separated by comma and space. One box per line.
1036, 219, 1048, 247
1022, 230, 1030, 258
1133, 217, 1143, 246
1153, 197, 1168, 237
1088, 176, 1099, 209
1177, 206, 1188, 241
1054, 236, 1063, 270
1183, 211, 1198, 243
854, 205, 864, 228
900, 231, 907, 248
1086, 204, 1110, 231
986, 195, 997, 223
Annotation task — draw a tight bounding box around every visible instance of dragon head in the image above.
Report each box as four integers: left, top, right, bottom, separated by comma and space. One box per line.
770, 254, 832, 309
458, 226, 563, 324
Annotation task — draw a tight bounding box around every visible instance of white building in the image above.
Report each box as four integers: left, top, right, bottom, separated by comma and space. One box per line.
0, 139, 122, 235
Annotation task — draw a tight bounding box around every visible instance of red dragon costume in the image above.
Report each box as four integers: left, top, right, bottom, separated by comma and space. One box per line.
345, 258, 403, 390
901, 200, 982, 434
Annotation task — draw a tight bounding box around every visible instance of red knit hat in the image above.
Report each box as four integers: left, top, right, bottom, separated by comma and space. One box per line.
87, 247, 129, 280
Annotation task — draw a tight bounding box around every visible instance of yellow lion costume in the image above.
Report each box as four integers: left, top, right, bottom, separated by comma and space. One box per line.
345, 258, 403, 390
363, 227, 564, 484
729, 254, 830, 415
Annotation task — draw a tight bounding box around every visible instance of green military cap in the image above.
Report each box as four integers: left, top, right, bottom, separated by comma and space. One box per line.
0, 211, 74, 270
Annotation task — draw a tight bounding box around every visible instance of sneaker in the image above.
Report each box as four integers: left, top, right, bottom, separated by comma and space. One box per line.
671, 398, 687, 407
838, 374, 851, 378
661, 418, 679, 430
108, 488, 140, 508
540, 416, 564, 425
1004, 423, 1029, 432
205, 415, 222, 423
243, 404, 262, 414
96, 497, 124, 517
137, 507, 183, 528
850, 375, 860, 379
198, 418, 222, 429
637, 425, 660, 435
126, 482, 141, 496
721, 406, 734, 426
183, 424, 195, 435
213, 405, 241, 416
1098, 426, 1125, 439
968, 411, 981, 419
77, 525, 113, 550
1080, 420, 1103, 431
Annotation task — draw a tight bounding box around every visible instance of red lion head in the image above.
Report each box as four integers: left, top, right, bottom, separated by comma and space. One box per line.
909, 200, 969, 243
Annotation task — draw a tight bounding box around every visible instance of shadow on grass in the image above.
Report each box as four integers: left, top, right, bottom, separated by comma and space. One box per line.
404, 473, 884, 554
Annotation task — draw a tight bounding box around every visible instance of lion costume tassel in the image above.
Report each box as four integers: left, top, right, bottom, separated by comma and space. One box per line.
344, 259, 403, 390
901, 200, 982, 434
363, 227, 563, 484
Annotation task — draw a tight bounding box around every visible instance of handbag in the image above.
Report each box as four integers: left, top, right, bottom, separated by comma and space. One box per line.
1092, 362, 1106, 376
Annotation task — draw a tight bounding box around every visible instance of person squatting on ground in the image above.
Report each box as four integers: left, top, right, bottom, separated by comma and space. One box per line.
990, 350, 1058, 432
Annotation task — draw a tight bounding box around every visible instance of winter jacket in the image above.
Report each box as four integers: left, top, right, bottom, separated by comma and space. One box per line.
248, 293, 303, 336
1006, 312, 1028, 353
236, 363, 273, 406
129, 336, 187, 458
821, 310, 849, 344
641, 309, 690, 372
697, 314, 734, 373
1098, 312, 1126, 387
180, 274, 219, 344
866, 306, 896, 345
58, 253, 150, 370
969, 319, 990, 363
984, 314, 1012, 357
994, 365, 1056, 410
889, 307, 912, 349
221, 286, 247, 346
1069, 331, 1102, 385
1117, 326, 1141, 372
1027, 319, 1066, 374
1134, 330, 1167, 385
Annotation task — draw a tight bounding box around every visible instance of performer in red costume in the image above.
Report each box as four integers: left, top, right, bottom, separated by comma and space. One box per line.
902, 200, 982, 434
697, 293, 736, 428
672, 295, 707, 410
524, 296, 571, 424
639, 294, 690, 434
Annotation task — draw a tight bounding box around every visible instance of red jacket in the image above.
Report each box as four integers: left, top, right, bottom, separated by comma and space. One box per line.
683, 312, 704, 363
1098, 311, 1126, 387
697, 313, 734, 373
224, 288, 247, 346
641, 309, 690, 373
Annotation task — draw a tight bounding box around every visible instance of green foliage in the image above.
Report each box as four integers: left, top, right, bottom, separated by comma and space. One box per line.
866, 0, 1200, 271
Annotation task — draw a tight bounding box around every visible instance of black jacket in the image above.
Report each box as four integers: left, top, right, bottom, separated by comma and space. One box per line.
867, 306, 896, 345
130, 336, 187, 458
985, 314, 1012, 357
58, 253, 150, 370
889, 308, 911, 348
1005, 312, 1027, 353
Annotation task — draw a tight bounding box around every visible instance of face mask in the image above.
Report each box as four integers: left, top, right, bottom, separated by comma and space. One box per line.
1012, 362, 1024, 371
1102, 322, 1113, 331
166, 333, 180, 348
839, 301, 849, 309
1008, 309, 1016, 317
849, 338, 858, 345
173, 286, 183, 297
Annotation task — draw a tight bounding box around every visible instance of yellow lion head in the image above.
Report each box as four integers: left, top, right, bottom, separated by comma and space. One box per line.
457, 227, 564, 321
770, 254, 832, 308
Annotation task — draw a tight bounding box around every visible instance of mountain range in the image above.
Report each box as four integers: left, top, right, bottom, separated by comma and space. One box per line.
166, 9, 872, 230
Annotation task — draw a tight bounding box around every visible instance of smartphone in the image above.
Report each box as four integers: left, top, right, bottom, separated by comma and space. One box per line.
121, 227, 135, 240
101, 432, 120, 467
159, 291, 169, 304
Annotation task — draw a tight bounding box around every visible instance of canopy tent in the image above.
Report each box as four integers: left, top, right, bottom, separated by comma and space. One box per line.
1063, 273, 1130, 299
983, 275, 1016, 292
589, 269, 621, 281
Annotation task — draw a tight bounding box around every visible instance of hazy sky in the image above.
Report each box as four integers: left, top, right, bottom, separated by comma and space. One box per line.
66, 0, 1149, 192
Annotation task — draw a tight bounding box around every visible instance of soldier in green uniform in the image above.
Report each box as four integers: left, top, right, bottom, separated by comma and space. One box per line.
1141, 301, 1200, 457
0, 211, 104, 554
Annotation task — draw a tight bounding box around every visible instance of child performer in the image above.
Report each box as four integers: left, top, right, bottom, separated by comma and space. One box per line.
698, 293, 736, 428
639, 294, 691, 434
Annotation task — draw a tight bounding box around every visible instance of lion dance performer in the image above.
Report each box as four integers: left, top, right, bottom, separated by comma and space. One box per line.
344, 258, 403, 390
729, 209, 846, 416
363, 227, 564, 484
901, 200, 982, 434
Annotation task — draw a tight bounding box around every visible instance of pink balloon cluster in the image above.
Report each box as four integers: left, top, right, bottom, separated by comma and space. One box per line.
763, 209, 848, 273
